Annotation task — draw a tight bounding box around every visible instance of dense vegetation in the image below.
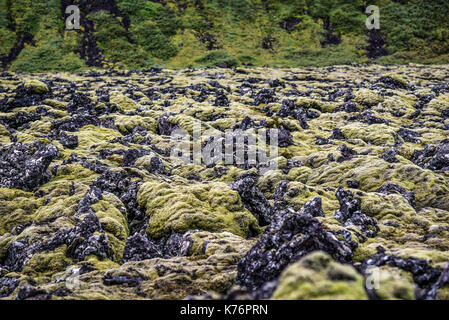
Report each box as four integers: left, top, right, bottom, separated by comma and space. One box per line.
0, 0, 448, 72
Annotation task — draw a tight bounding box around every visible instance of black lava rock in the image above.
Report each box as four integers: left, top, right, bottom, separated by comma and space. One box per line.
398, 128, 422, 144
0, 142, 59, 191
51, 114, 109, 132
48, 130, 79, 149
0, 277, 19, 298
424, 263, 449, 300
0, 111, 41, 130
1, 83, 51, 112
381, 147, 399, 163
103, 275, 143, 287
254, 88, 276, 106
235, 116, 256, 131
361, 110, 389, 125
334, 188, 379, 238
4, 211, 112, 272
335, 101, 359, 113
375, 76, 408, 90
16, 285, 51, 300
316, 136, 332, 145
329, 128, 345, 140
230, 175, 273, 226
146, 156, 166, 174
347, 180, 360, 188
157, 113, 179, 136
93, 169, 144, 226
122, 230, 194, 263
412, 140, 449, 171
65, 213, 113, 261
360, 246, 442, 298
277, 126, 293, 147
213, 90, 229, 107
442, 108, 449, 120
278, 100, 309, 129
122, 231, 162, 262
237, 197, 353, 291
337, 144, 357, 163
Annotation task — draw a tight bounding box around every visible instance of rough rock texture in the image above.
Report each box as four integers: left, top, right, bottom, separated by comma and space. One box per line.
236, 197, 353, 293
0, 66, 449, 300
0, 142, 59, 191
334, 188, 379, 238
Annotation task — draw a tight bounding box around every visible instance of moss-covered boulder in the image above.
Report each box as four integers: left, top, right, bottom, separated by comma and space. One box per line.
138, 179, 260, 239
272, 251, 368, 300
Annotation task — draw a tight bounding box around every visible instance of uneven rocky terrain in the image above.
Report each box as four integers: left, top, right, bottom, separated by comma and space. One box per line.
0, 64, 449, 300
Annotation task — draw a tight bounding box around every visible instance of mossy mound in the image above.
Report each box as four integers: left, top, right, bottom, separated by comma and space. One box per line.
272, 251, 368, 300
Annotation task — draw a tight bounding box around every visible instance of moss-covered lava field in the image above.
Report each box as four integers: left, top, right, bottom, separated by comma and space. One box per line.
0, 64, 449, 300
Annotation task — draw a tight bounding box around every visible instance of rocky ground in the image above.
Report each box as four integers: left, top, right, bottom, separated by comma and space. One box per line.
0, 65, 449, 300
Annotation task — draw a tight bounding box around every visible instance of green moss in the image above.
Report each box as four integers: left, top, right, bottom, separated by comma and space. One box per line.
367, 265, 415, 300
109, 92, 140, 114
138, 179, 260, 239
91, 193, 129, 263
340, 123, 397, 146
131, 21, 179, 60
353, 89, 383, 107
273, 251, 368, 300
0, 124, 10, 145
114, 114, 157, 134
0, 188, 43, 234
24, 79, 48, 94
303, 157, 449, 211
22, 245, 72, 277
194, 51, 239, 68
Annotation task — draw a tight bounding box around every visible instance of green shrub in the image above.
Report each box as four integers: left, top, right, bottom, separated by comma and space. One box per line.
0, 27, 16, 56
132, 22, 179, 60
194, 51, 239, 68
153, 6, 181, 37
329, 4, 365, 34
10, 39, 85, 72
283, 45, 363, 67
237, 54, 257, 66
